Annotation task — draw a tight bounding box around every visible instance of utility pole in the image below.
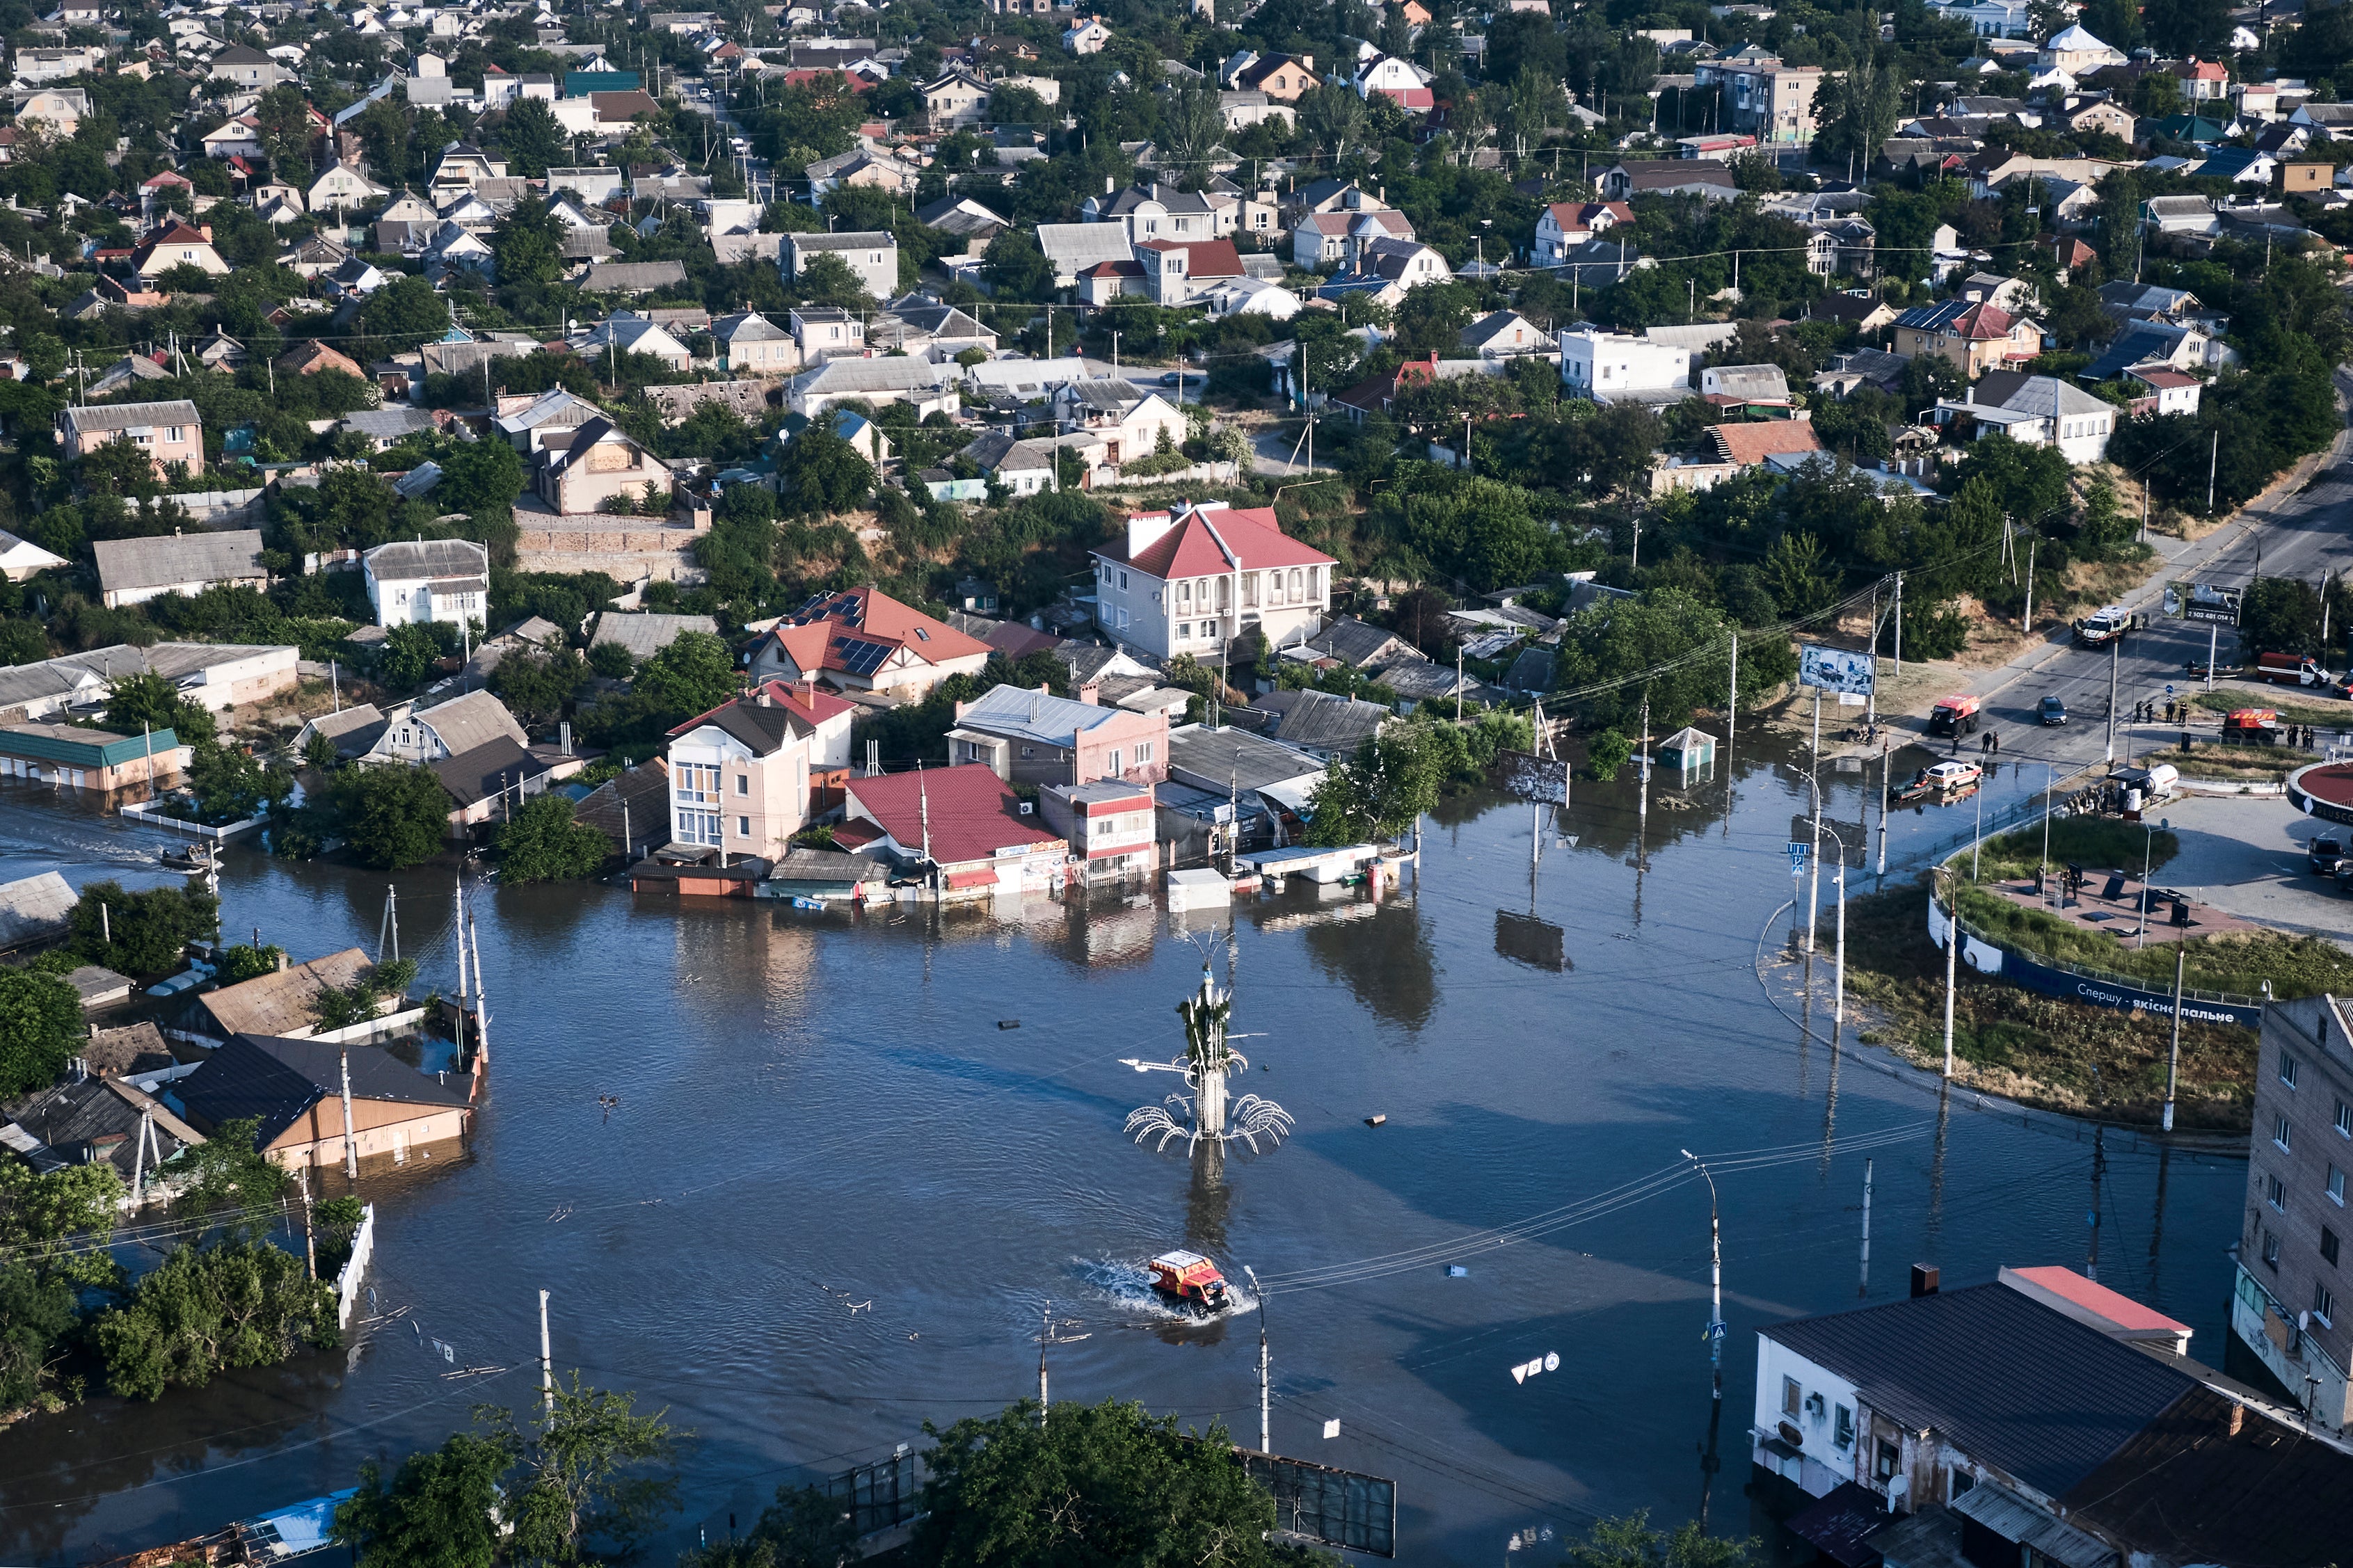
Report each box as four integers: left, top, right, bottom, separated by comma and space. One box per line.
2106, 630, 2121, 764
299, 1165, 316, 1279
1892, 573, 1903, 672
540, 1290, 555, 1423
1244, 1265, 1270, 1453
1680, 1151, 1723, 1400
340, 1046, 358, 1180
1940, 870, 1959, 1080
2207, 429, 2219, 514
1726, 630, 1738, 748
1876, 740, 1890, 877
1806, 692, 1822, 954
2022, 538, 2036, 636
1828, 828, 1847, 1033
2162, 945, 2186, 1133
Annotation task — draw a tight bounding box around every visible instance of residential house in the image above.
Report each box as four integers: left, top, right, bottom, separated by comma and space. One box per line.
1092, 500, 1336, 661
309, 163, 388, 215
1809, 291, 1897, 333
590, 612, 719, 664
202, 114, 265, 160
0, 723, 190, 792
1693, 49, 1822, 143
2065, 96, 2135, 140
0, 530, 66, 582
1051, 378, 1187, 465
359, 691, 530, 779
1699, 364, 1795, 413
947, 682, 1170, 790
804, 145, 921, 198
1225, 51, 1317, 100
1252, 688, 1390, 760
835, 763, 1068, 897
362, 539, 489, 629
1135, 238, 1245, 306
176, 948, 384, 1044
888, 301, 996, 356
1291, 207, 1413, 269
13, 86, 88, 135
712, 311, 797, 376
1532, 200, 1631, 266
916, 193, 1010, 259
129, 222, 229, 285
1892, 298, 2042, 379
1062, 15, 1112, 54
293, 703, 393, 762
580, 314, 694, 374
578, 260, 691, 295
918, 67, 991, 127
55, 401, 202, 479
1460, 311, 1545, 357
1935, 371, 2116, 463
94, 529, 267, 609
535, 417, 671, 516
1085, 182, 1231, 242
784, 356, 959, 423
1038, 222, 1142, 288
173, 1031, 471, 1171
1355, 54, 1433, 110
208, 43, 293, 88
744, 585, 993, 699
495, 388, 603, 454
662, 680, 854, 859
782, 230, 898, 301
1598, 159, 1739, 201
1037, 777, 1159, 882
1558, 327, 1692, 401
2039, 23, 2125, 74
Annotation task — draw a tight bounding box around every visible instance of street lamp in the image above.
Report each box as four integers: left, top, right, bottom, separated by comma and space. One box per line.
2137, 817, 2167, 948
1821, 824, 1848, 1034
1243, 1265, 1270, 1453
1936, 865, 1959, 1079
1680, 1150, 1723, 1400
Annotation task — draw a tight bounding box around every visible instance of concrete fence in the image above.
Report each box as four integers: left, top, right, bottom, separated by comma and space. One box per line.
335, 1201, 375, 1330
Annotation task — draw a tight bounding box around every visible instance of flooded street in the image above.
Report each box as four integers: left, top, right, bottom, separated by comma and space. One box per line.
0, 730, 2249, 1565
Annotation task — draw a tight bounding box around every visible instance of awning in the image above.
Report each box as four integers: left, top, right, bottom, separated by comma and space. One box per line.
944, 867, 998, 890
1784, 1481, 1888, 1568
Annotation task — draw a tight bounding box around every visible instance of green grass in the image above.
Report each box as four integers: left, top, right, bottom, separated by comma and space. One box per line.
2190, 690, 2351, 730
1963, 817, 2178, 883
2137, 744, 2313, 782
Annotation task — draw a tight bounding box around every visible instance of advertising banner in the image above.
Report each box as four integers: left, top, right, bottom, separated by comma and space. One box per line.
2164, 580, 2242, 625
1798, 645, 1876, 696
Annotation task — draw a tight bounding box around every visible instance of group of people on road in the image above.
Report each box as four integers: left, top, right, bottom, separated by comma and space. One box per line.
1962, 730, 2004, 756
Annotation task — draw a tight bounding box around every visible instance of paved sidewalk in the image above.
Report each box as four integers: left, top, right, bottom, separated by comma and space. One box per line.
2146, 790, 2353, 938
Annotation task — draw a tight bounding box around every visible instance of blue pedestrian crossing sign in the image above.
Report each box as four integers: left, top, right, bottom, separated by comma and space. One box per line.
1705, 1320, 1728, 1343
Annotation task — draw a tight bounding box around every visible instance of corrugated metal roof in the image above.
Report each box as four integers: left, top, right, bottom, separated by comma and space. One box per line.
177, 1030, 468, 1148
410, 691, 529, 758
0, 723, 180, 768
589, 611, 717, 659
60, 399, 200, 436
0, 872, 74, 950
366, 538, 488, 584
193, 948, 374, 1039
954, 682, 1131, 747
94, 529, 266, 595
1763, 1282, 2195, 1498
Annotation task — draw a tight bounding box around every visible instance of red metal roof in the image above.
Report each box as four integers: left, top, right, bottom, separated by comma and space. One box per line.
845, 763, 1064, 867
1135, 238, 1244, 279
1108, 506, 1337, 580
1706, 420, 1826, 465
2002, 1266, 2191, 1336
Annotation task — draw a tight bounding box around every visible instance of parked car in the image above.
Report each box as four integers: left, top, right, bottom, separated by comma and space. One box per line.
2312, 837, 2347, 877
2038, 695, 2068, 726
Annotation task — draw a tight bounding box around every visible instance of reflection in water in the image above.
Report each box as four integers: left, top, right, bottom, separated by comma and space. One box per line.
1295, 899, 1438, 1030
1696, 1389, 1723, 1530
2148, 1144, 2171, 1304
1927, 1080, 1951, 1251
1187, 1139, 1229, 1254
2087, 1126, 2107, 1282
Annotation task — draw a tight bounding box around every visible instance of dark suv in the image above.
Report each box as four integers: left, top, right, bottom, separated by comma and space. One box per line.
2312, 837, 2346, 877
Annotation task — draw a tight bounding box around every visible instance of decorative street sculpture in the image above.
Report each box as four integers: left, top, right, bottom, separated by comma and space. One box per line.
1122, 963, 1293, 1154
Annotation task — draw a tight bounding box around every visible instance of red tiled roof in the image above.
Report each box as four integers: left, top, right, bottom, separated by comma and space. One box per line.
1106, 505, 1338, 579
760, 585, 993, 676
1371, 86, 1435, 109
2126, 367, 2198, 389
1707, 421, 1827, 465
1949, 301, 2018, 340
1082, 259, 1144, 276
1135, 238, 1243, 279
845, 763, 1064, 866
759, 678, 856, 725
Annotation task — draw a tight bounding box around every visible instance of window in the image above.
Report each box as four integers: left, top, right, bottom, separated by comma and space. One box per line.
1874, 1438, 1899, 1482
1833, 1405, 1854, 1450
2337, 1098, 2351, 1137
1779, 1375, 1802, 1416
1175, 623, 1190, 640
2283, 1053, 2302, 1089
1021, 746, 1033, 758
2270, 1172, 2288, 1212
2334, 1166, 2347, 1206
735, 774, 749, 796
2317, 1283, 2337, 1327
2327, 1227, 2342, 1268
2278, 1114, 2295, 1153
1135, 742, 1153, 764
737, 815, 750, 837
2265, 1229, 2282, 1270
1118, 570, 1128, 590
1107, 750, 1122, 775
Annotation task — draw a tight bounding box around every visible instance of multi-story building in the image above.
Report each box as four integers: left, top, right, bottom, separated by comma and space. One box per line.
663, 680, 855, 860
2233, 994, 2353, 1434
363, 539, 491, 628
1039, 777, 1158, 883
1694, 47, 1822, 145
945, 684, 1170, 790
1891, 298, 2043, 380
1090, 500, 1335, 661
742, 586, 991, 700
782, 231, 900, 303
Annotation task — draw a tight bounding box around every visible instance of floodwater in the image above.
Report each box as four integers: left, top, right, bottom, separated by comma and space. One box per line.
0, 728, 2250, 1566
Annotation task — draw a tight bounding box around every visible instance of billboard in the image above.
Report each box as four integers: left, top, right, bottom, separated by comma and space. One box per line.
1798, 645, 1876, 696
2164, 581, 2242, 625
1238, 1449, 1398, 1558
1495, 910, 1569, 973
1496, 750, 1569, 805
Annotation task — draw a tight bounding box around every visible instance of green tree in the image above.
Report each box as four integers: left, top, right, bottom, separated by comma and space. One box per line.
216, 942, 287, 983
2240, 576, 2325, 658
1159, 86, 1225, 170
188, 744, 293, 824
69, 880, 218, 975
436, 434, 527, 523
488, 644, 589, 728
980, 230, 1054, 303
0, 969, 84, 1096
106, 669, 218, 747
493, 794, 612, 882
1304, 720, 1449, 846
90, 1238, 338, 1400
1298, 83, 1366, 160
335, 1432, 513, 1568
912, 1399, 1293, 1568
633, 630, 737, 722
0, 1264, 79, 1413
776, 429, 875, 516
332, 765, 453, 870
1564, 1510, 1757, 1567
588, 641, 635, 680
172, 1117, 294, 1218
490, 1375, 683, 1563
251, 85, 314, 170
360, 275, 458, 358
492, 195, 566, 289
793, 251, 874, 310
498, 97, 569, 179
381, 623, 445, 689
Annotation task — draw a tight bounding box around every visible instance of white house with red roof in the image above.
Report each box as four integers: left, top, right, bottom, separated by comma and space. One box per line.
1136, 238, 1245, 305
663, 680, 857, 861
836, 762, 1069, 898
1533, 201, 1632, 266
741, 585, 992, 699
1092, 500, 1336, 660
130, 222, 231, 285
1355, 54, 1434, 109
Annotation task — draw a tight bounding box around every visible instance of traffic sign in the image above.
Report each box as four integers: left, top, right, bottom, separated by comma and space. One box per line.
1787, 841, 1809, 876
1707, 1320, 1728, 1343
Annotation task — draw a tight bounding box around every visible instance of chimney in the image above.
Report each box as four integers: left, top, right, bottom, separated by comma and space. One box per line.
2226, 1401, 2245, 1437
1106, 175, 1115, 195
199, 225, 212, 241
1078, 682, 1099, 705
276, 951, 289, 972
1910, 1263, 1940, 1298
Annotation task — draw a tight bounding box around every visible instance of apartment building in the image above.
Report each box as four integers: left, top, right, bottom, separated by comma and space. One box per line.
664, 681, 855, 861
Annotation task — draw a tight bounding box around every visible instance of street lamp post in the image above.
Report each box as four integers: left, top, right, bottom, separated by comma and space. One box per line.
1821, 825, 1848, 1033
1938, 866, 1959, 1079
1243, 1265, 1270, 1454
1680, 1150, 1723, 1400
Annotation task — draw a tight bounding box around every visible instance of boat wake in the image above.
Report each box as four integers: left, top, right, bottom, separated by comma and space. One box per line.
1076, 1256, 1253, 1321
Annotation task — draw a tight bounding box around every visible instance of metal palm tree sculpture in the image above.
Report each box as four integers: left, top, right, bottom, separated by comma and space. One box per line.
1122, 963, 1293, 1154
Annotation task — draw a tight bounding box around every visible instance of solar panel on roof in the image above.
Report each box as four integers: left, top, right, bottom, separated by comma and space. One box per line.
835, 639, 891, 676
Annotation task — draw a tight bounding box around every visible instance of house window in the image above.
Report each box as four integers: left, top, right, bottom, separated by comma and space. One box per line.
2283, 1053, 2301, 1089
737, 815, 750, 837
1874, 1438, 1899, 1482
1135, 742, 1152, 763
2270, 1172, 2287, 1212
1118, 570, 1129, 590
2336, 1098, 2351, 1137
2264, 1229, 2282, 1270
1833, 1405, 1854, 1450
735, 775, 749, 796
1781, 1376, 1801, 1417
1176, 623, 1190, 640
1021, 746, 1033, 758
2279, 1114, 2295, 1152
2332, 1165, 2346, 1206
1107, 749, 1122, 774
2326, 1227, 2342, 1268
2318, 1283, 2337, 1327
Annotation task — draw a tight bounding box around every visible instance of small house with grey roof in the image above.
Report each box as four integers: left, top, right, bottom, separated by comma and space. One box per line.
363, 538, 490, 628
946, 682, 1170, 790
781, 230, 900, 303
55, 400, 202, 479
93, 528, 267, 609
